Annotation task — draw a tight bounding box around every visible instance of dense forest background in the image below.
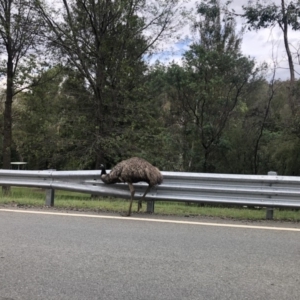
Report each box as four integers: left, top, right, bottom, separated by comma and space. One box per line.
0, 0, 300, 175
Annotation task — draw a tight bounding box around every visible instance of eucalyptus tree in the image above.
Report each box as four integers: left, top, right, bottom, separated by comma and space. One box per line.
243, 0, 300, 83
36, 0, 183, 167
165, 0, 257, 172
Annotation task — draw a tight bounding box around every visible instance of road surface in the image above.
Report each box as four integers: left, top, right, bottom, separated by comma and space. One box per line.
0, 208, 300, 300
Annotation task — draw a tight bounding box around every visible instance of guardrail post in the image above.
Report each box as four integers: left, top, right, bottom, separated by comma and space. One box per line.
146, 201, 154, 214
45, 189, 55, 206
45, 169, 55, 207
266, 207, 274, 220
266, 171, 277, 220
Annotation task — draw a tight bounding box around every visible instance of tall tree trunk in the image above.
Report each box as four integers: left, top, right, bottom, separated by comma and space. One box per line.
2, 57, 13, 194
281, 0, 295, 83
94, 63, 105, 169
280, 0, 296, 114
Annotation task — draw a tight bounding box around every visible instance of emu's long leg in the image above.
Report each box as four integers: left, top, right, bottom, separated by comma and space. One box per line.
127, 183, 135, 216
138, 185, 152, 212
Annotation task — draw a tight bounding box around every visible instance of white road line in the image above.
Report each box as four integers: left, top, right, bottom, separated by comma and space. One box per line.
1, 208, 300, 232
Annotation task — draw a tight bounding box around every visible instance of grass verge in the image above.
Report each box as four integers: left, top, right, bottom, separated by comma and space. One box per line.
0, 187, 299, 221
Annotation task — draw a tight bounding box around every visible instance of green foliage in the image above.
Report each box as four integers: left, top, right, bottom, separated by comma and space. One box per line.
242, 0, 299, 83
13, 63, 171, 170
158, 0, 258, 172
196, 0, 243, 53
0, 0, 48, 172
13, 67, 62, 169
243, 0, 300, 31
34, 0, 183, 169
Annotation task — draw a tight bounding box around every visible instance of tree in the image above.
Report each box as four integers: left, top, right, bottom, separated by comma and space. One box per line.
242, 0, 300, 111
35, 0, 183, 168
196, 0, 242, 53
228, 78, 277, 174
13, 67, 91, 170
0, 0, 44, 168
13, 63, 170, 170
163, 0, 257, 172
0, 0, 46, 193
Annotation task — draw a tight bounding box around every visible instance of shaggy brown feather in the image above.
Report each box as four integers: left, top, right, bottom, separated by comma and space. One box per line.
100, 157, 163, 216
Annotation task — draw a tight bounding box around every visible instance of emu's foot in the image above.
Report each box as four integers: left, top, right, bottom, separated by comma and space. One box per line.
120, 212, 132, 217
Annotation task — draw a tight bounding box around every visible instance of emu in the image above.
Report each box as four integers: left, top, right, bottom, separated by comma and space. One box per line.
100, 157, 163, 216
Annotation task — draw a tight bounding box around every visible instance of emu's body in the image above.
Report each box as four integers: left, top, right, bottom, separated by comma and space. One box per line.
100, 157, 163, 216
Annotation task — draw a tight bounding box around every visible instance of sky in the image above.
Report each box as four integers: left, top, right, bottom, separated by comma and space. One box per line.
151, 0, 300, 81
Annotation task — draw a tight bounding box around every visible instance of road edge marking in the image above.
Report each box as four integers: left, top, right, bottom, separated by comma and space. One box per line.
1, 208, 300, 231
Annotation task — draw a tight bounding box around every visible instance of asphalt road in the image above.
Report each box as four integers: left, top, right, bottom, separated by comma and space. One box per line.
0, 209, 300, 300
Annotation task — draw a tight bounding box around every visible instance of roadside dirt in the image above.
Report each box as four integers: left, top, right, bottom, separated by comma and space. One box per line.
1, 202, 300, 229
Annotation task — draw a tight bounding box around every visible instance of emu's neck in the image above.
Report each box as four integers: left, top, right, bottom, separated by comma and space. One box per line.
100, 166, 107, 176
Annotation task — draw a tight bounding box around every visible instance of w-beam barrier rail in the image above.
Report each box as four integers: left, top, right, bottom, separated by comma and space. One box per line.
0, 169, 300, 218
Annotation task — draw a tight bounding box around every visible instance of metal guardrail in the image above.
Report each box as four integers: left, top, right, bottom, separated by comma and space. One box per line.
0, 169, 300, 218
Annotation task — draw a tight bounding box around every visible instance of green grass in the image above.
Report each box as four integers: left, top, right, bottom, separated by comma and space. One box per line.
0, 187, 299, 221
